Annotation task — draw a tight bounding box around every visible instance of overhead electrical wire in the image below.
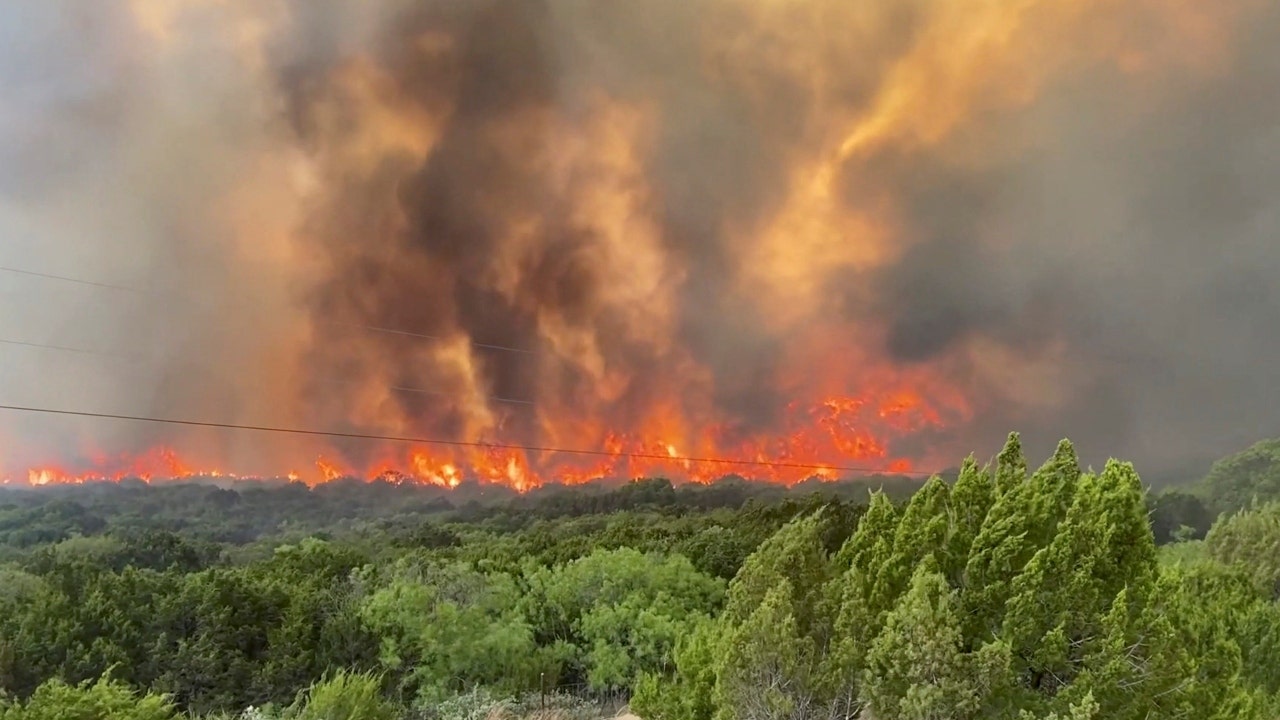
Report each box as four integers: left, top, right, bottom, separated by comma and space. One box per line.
0, 265, 147, 294
0, 338, 143, 360
0, 403, 941, 477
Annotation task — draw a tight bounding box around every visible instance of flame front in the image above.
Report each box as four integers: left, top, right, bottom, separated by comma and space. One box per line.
5, 381, 963, 489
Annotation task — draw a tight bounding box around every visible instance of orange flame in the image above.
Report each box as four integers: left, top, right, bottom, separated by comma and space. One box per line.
5, 378, 968, 489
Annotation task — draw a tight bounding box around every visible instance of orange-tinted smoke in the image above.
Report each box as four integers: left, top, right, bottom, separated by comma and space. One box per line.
0, 0, 1265, 488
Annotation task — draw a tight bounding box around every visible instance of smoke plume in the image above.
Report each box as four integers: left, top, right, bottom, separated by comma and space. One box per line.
1, 0, 1277, 485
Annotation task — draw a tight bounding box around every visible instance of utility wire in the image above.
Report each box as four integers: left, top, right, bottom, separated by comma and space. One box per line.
0, 337, 535, 406
0, 338, 143, 360
0, 403, 938, 476
0, 265, 537, 356
0, 265, 147, 294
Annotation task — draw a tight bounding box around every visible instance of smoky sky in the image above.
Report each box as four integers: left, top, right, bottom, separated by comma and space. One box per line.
1, 0, 1278, 480
867, 2, 1280, 471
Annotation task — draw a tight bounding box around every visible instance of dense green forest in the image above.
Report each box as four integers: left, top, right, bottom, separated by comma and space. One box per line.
1, 433, 1279, 719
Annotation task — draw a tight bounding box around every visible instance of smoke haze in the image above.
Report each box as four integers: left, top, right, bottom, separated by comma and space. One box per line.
0, 0, 1277, 484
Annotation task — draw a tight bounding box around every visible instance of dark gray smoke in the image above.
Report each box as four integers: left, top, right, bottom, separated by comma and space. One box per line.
866, 2, 1280, 474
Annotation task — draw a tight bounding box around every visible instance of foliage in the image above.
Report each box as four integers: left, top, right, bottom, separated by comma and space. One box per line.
1195, 437, 1280, 514
281, 671, 395, 720
1206, 501, 1280, 598
358, 560, 541, 706
0, 675, 179, 720
1149, 491, 1213, 544
0, 441, 1277, 719
521, 548, 724, 690
860, 558, 1005, 720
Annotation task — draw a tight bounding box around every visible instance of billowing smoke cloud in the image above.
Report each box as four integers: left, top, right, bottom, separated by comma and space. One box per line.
0, 1, 314, 476
0, 0, 1277, 484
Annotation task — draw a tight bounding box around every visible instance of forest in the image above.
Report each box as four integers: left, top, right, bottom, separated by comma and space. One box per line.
0, 433, 1279, 719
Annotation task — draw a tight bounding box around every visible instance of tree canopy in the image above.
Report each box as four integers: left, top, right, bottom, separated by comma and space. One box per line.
1, 435, 1279, 718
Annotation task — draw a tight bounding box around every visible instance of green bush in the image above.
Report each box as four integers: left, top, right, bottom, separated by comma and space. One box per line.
283, 671, 395, 720
0, 676, 178, 720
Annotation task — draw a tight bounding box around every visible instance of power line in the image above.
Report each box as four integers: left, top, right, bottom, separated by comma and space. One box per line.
0, 337, 535, 406
0, 265, 537, 356
0, 403, 938, 476
0, 338, 142, 360
0, 265, 147, 294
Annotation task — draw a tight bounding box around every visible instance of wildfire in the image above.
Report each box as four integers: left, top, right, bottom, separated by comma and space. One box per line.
3, 384, 966, 490
11, 0, 1249, 491
20, 447, 237, 486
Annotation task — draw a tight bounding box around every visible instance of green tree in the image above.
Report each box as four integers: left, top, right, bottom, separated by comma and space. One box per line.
676, 525, 757, 580
870, 476, 953, 614
860, 558, 1007, 720
632, 618, 720, 720
1016, 693, 1098, 720
1195, 438, 1280, 514
831, 491, 899, 577
946, 456, 994, 585
1205, 501, 1280, 598
521, 547, 724, 690
150, 567, 285, 713
820, 492, 902, 714
722, 512, 830, 637
961, 439, 1078, 641
714, 579, 819, 720
1063, 587, 1190, 720
360, 560, 541, 705
1149, 491, 1212, 545
998, 460, 1163, 712
994, 432, 1029, 497
711, 511, 851, 720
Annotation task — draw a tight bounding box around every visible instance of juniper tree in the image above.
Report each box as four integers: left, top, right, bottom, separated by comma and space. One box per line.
945, 455, 995, 586
860, 557, 1007, 720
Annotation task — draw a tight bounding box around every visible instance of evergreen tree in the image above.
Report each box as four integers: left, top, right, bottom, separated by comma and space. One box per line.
714, 579, 817, 720
723, 512, 830, 637
1016, 693, 1098, 720
961, 440, 1082, 644
820, 492, 903, 713
945, 456, 995, 586
870, 476, 952, 615
994, 432, 1029, 498
1205, 501, 1280, 598
831, 492, 899, 577
713, 512, 843, 720
1022, 440, 1081, 552
632, 618, 720, 720
860, 557, 1006, 720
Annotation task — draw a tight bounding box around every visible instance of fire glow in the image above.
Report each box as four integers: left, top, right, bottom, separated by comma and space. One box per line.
5, 387, 964, 491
